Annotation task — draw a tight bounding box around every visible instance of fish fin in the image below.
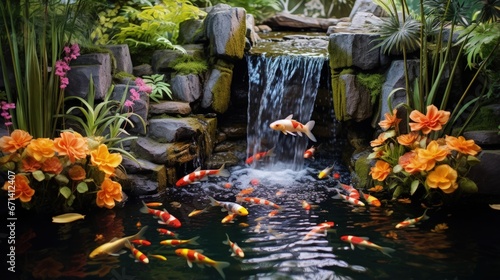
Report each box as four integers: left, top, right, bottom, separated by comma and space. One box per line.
189, 236, 200, 246
110, 250, 127, 256
157, 221, 166, 225
304, 121, 317, 142
422, 209, 430, 220
110, 237, 119, 242
213, 261, 231, 279
350, 243, 355, 250
285, 114, 293, 120
297, 131, 303, 136
285, 130, 297, 136
217, 164, 231, 177
124, 240, 133, 249
139, 201, 150, 214
194, 167, 201, 172
187, 260, 193, 268
358, 246, 366, 250
134, 225, 149, 240
199, 176, 209, 181
380, 246, 396, 257
222, 241, 228, 245
208, 196, 219, 207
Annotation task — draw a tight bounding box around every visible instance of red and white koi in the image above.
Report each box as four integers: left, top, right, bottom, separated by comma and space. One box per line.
268, 209, 281, 217
340, 235, 396, 257
175, 248, 231, 279
303, 145, 317, 159
339, 183, 360, 199
125, 240, 149, 263
175, 164, 230, 187
303, 221, 335, 240
209, 196, 249, 216
318, 165, 335, 179
334, 193, 365, 207
223, 233, 244, 258
245, 147, 275, 165
140, 201, 181, 228
235, 196, 281, 209
269, 114, 317, 142
362, 192, 381, 207
395, 209, 429, 229
160, 236, 200, 246
236, 187, 254, 197
157, 228, 178, 237
131, 239, 151, 246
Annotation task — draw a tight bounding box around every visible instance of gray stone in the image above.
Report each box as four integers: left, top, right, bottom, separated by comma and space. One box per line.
349, 0, 386, 18
341, 74, 373, 122
148, 117, 203, 143
149, 101, 192, 116
328, 33, 382, 70
178, 19, 206, 44
170, 74, 202, 102
105, 44, 133, 74
246, 14, 261, 47
262, 12, 340, 31
130, 137, 171, 164
120, 157, 167, 193
463, 130, 500, 146
151, 45, 206, 73
351, 12, 384, 28
468, 150, 500, 195
65, 63, 112, 100
133, 64, 154, 77
123, 174, 162, 196
206, 151, 240, 169
111, 84, 149, 135
202, 65, 233, 113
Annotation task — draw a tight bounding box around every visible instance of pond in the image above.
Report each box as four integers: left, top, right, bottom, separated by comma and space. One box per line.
9, 158, 500, 280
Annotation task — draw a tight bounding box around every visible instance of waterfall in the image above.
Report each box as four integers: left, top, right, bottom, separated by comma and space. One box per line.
246, 54, 326, 171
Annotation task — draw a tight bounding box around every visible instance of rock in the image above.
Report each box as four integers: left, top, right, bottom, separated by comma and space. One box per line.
111, 84, 149, 135
220, 122, 247, 139
246, 14, 261, 47
66, 53, 112, 99
463, 130, 500, 147
257, 24, 272, 33
170, 74, 202, 103
328, 33, 383, 70
149, 101, 192, 116
349, 0, 386, 18
130, 137, 171, 164
120, 157, 167, 193
105, 44, 133, 74
468, 150, 500, 195
133, 64, 154, 77
122, 174, 163, 196
351, 12, 384, 28
202, 61, 233, 113
206, 151, 240, 168
178, 19, 206, 44
262, 12, 340, 31
340, 74, 373, 122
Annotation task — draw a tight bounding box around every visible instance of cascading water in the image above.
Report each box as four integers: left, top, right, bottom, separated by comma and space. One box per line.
246, 54, 326, 171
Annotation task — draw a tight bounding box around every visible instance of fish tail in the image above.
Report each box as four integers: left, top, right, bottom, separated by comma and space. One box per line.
222, 233, 230, 245
422, 209, 430, 221
304, 120, 317, 142
140, 201, 150, 214
212, 261, 231, 279
124, 240, 133, 250
209, 196, 220, 207
188, 236, 200, 246
217, 163, 231, 177
133, 225, 149, 240
379, 246, 396, 257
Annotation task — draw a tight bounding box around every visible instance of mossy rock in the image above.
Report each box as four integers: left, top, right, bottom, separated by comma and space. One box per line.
354, 153, 373, 188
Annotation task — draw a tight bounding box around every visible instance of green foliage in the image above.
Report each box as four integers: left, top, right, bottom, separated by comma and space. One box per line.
142, 74, 172, 102
357, 73, 386, 105
170, 55, 209, 75
209, 0, 280, 22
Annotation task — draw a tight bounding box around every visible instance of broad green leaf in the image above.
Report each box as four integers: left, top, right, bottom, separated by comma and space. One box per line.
459, 178, 478, 193
32, 170, 45, 182
410, 180, 420, 195
393, 164, 403, 173
55, 174, 70, 185
77, 182, 89, 193
59, 186, 72, 199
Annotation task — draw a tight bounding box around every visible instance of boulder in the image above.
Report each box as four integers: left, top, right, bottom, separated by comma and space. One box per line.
170, 74, 202, 103
66, 53, 112, 99
262, 12, 340, 31
202, 61, 233, 113
111, 84, 149, 135
105, 44, 133, 74
149, 101, 192, 116
468, 150, 500, 195
328, 33, 383, 70
340, 74, 373, 122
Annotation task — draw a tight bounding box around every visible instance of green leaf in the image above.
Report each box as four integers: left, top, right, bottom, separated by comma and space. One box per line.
393, 164, 403, 173
67, 194, 76, 206
32, 170, 45, 182
459, 178, 478, 193
466, 155, 481, 166
410, 180, 420, 195
388, 181, 398, 190
59, 186, 72, 199
392, 185, 403, 200
76, 182, 89, 193
55, 174, 70, 185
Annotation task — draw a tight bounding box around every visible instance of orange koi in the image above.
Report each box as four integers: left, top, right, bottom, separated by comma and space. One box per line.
236, 196, 281, 209
136, 220, 142, 228
303, 221, 335, 240
362, 192, 381, 207
269, 114, 317, 142
395, 209, 429, 229
223, 233, 244, 258
301, 200, 311, 210
148, 254, 167, 261
236, 187, 254, 197
245, 147, 275, 165
175, 248, 230, 279
160, 236, 200, 246
175, 164, 230, 187
221, 213, 238, 224
157, 228, 178, 237
341, 235, 396, 257
140, 201, 181, 228
188, 208, 207, 218
303, 145, 316, 159
131, 239, 151, 246
125, 240, 149, 264
145, 202, 163, 207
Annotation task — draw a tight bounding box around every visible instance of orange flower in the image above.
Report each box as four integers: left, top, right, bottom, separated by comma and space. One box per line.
426, 164, 458, 194
21, 156, 42, 172
370, 133, 387, 147
2, 174, 35, 202
96, 177, 123, 209
445, 135, 481, 156
416, 140, 449, 171
25, 138, 55, 162
90, 144, 122, 175
397, 132, 420, 147
398, 151, 416, 169
403, 152, 431, 174
369, 160, 391, 181
54, 131, 89, 163
68, 165, 86, 181
41, 157, 63, 174
409, 105, 450, 134
378, 109, 401, 130
0, 129, 33, 153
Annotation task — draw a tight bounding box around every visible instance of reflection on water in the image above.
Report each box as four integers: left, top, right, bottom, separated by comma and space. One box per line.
11, 164, 500, 279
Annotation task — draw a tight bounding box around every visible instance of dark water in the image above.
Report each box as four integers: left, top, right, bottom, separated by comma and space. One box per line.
7, 159, 500, 280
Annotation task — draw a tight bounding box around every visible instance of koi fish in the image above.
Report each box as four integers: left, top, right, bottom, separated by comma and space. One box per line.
52, 213, 85, 223
160, 236, 200, 246
175, 164, 231, 187
236, 187, 254, 197
245, 147, 275, 165
395, 209, 429, 229
333, 192, 365, 207
145, 202, 163, 207
157, 228, 178, 237
89, 226, 148, 259
303, 221, 335, 240
361, 192, 381, 207
223, 233, 244, 258
125, 240, 149, 263
339, 183, 360, 199
303, 145, 317, 159
340, 235, 396, 257
188, 209, 208, 218
268, 209, 281, 217
175, 248, 231, 279
318, 165, 334, 179
131, 239, 151, 246
235, 196, 281, 209
140, 201, 181, 228
301, 200, 311, 210
269, 114, 317, 142
208, 196, 248, 216
148, 254, 167, 261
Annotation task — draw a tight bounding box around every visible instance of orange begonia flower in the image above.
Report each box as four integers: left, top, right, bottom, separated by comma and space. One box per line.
68, 165, 86, 181
426, 164, 458, 194
25, 138, 55, 162
41, 157, 63, 174
397, 132, 420, 147
445, 135, 482, 156
369, 160, 391, 181
378, 109, 401, 131
0, 129, 33, 153
90, 144, 122, 176
21, 156, 42, 172
403, 151, 431, 174
409, 105, 450, 135
54, 131, 89, 163
398, 151, 416, 169
370, 133, 387, 147
96, 177, 123, 209
416, 140, 449, 171
2, 174, 35, 202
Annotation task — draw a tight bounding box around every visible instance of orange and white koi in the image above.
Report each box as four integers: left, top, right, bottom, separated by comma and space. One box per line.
175, 248, 231, 279
236, 187, 254, 197
334, 192, 365, 207
148, 254, 167, 261
339, 183, 360, 199
160, 236, 200, 246
362, 192, 381, 207
175, 164, 230, 187
145, 202, 163, 207
125, 240, 149, 263
157, 228, 178, 237
340, 235, 396, 257
303, 221, 335, 240
245, 147, 275, 165
268, 209, 281, 217
269, 114, 317, 142
223, 233, 244, 258
301, 200, 312, 210
221, 213, 238, 224
140, 201, 181, 228
236, 196, 281, 209
318, 165, 334, 179
303, 145, 317, 159
209, 196, 249, 216
131, 239, 151, 246
395, 209, 429, 229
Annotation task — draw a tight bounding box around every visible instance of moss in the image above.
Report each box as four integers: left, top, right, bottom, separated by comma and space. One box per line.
210, 63, 233, 114
354, 154, 372, 188
169, 55, 208, 75
357, 73, 385, 105
113, 71, 135, 80
223, 18, 246, 60
462, 107, 500, 132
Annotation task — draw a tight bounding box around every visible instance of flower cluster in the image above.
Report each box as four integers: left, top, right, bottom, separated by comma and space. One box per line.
368, 105, 482, 204
55, 44, 81, 89
124, 78, 152, 108
1, 101, 15, 128
0, 129, 124, 211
